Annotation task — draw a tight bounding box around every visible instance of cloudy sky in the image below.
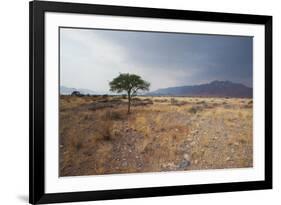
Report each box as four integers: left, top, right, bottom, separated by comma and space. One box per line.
60, 28, 253, 94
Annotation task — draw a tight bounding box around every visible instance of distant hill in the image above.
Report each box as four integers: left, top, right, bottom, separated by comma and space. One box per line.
149, 81, 252, 98
60, 86, 96, 95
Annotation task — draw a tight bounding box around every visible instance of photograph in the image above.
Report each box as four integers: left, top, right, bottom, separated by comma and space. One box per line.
28, 1, 272, 203
59, 27, 253, 177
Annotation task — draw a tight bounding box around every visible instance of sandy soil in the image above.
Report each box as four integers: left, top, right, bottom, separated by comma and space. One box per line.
59, 95, 253, 176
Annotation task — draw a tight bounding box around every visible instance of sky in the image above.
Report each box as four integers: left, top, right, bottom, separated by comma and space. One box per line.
60, 27, 253, 94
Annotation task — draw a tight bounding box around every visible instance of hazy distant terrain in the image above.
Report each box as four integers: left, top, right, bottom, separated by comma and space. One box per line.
149, 81, 252, 98
60, 86, 97, 95
61, 81, 252, 98
59, 95, 253, 176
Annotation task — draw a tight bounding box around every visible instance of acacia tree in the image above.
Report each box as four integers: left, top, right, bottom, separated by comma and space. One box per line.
109, 73, 150, 114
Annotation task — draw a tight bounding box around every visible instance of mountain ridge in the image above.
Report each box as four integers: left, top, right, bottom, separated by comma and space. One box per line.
149, 80, 252, 98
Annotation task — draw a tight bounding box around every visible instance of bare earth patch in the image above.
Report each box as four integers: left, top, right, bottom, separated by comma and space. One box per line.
59, 96, 253, 176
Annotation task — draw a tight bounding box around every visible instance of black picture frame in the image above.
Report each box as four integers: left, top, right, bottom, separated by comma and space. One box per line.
29, 0, 272, 204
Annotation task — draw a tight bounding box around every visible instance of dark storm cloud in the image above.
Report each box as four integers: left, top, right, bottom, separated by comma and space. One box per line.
60, 28, 252, 93
97, 30, 253, 86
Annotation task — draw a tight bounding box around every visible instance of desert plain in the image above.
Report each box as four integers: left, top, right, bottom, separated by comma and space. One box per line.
59, 95, 253, 176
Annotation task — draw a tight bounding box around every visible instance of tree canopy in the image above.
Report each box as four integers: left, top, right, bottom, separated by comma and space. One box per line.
109, 73, 150, 113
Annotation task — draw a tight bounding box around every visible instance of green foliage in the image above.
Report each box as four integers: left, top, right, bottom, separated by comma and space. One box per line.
109, 73, 150, 113
109, 73, 150, 95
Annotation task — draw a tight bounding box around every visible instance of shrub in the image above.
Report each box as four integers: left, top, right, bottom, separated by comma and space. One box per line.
143, 98, 153, 104
104, 110, 123, 121
171, 98, 178, 105
196, 100, 206, 105
170, 98, 188, 106
101, 120, 112, 141
132, 97, 142, 102
154, 99, 168, 103
70, 136, 83, 151
71, 91, 84, 97
188, 106, 201, 114
223, 104, 232, 109
110, 111, 123, 120
75, 141, 83, 151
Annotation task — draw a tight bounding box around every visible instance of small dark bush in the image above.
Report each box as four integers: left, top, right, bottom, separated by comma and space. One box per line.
171, 98, 177, 105
104, 110, 123, 121
71, 91, 84, 97
188, 106, 201, 114
196, 101, 206, 105
100, 120, 112, 141
75, 141, 83, 151
154, 99, 168, 103
171, 98, 188, 106
132, 97, 142, 102
70, 137, 83, 151
224, 104, 232, 109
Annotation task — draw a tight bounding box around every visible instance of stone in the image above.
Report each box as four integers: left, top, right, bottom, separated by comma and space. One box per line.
121, 161, 128, 167
162, 162, 177, 171
183, 154, 190, 161
178, 160, 191, 169
190, 141, 196, 146
234, 142, 239, 146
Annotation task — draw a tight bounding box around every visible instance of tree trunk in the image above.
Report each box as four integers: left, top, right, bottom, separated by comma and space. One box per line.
127, 92, 131, 114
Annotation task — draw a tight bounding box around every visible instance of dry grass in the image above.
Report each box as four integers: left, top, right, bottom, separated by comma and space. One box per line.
59, 95, 253, 176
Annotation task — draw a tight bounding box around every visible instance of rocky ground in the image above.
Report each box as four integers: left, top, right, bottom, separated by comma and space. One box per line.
59, 96, 253, 176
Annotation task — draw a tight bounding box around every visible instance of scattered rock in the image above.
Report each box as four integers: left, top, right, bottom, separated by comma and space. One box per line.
234, 142, 239, 146
183, 154, 190, 161
121, 161, 128, 167
162, 162, 177, 171
178, 160, 190, 169
187, 138, 193, 142
190, 141, 196, 146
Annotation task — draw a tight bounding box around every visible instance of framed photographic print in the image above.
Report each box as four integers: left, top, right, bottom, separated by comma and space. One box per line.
29, 0, 272, 204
